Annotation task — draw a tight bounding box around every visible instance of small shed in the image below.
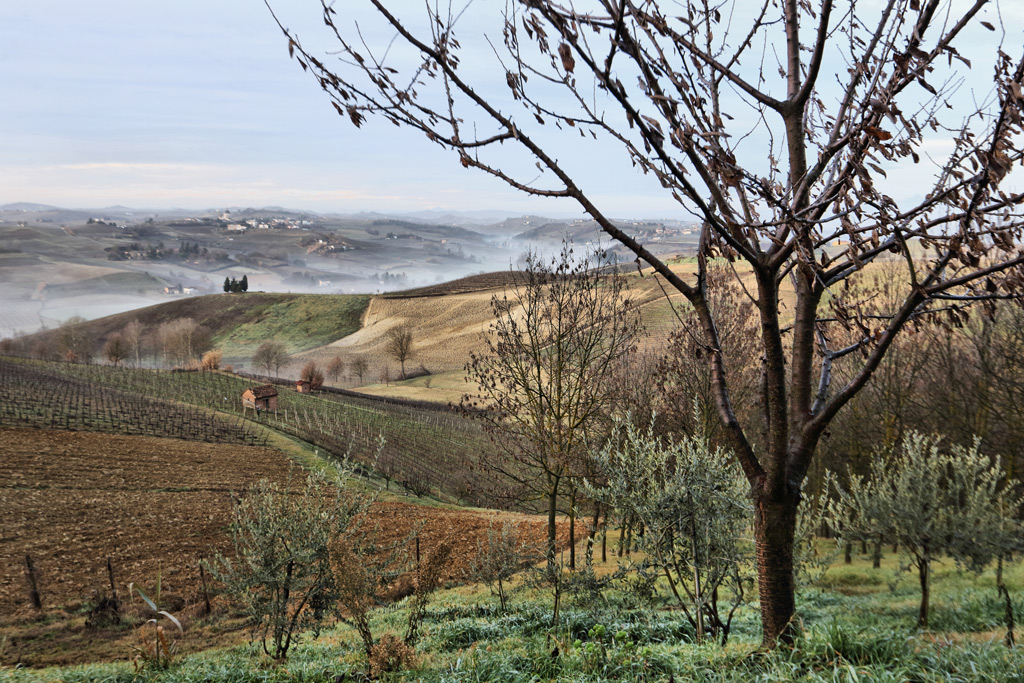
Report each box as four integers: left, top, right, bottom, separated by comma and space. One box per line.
242, 385, 278, 412
295, 379, 311, 394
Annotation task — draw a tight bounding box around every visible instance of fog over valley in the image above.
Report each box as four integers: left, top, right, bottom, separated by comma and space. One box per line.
0, 202, 698, 339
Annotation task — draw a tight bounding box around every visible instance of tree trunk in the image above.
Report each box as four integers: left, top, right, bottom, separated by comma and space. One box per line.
843, 541, 852, 564
587, 503, 600, 564
872, 537, 882, 569
754, 493, 799, 647
568, 487, 576, 570
917, 556, 930, 629
601, 516, 607, 563
546, 475, 560, 571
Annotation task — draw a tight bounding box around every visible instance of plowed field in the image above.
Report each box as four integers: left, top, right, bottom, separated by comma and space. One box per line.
0, 428, 564, 666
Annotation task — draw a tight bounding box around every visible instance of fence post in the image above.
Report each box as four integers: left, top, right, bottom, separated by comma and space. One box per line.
24, 554, 42, 610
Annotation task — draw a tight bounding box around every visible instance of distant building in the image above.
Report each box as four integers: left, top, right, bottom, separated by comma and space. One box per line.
295, 379, 311, 394
242, 385, 278, 412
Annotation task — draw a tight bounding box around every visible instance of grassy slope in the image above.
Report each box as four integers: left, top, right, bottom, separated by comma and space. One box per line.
24, 292, 370, 362
210, 293, 370, 359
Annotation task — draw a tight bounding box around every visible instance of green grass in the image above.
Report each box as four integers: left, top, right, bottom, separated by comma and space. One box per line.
211, 294, 370, 358
20, 292, 370, 363
5, 550, 1022, 682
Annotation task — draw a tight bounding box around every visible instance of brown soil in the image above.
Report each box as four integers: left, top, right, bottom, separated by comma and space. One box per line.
0, 427, 565, 667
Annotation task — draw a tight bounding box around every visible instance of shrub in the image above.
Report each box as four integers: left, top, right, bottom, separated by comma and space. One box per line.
129, 583, 183, 671
200, 349, 222, 371
332, 534, 453, 674
368, 633, 417, 677
300, 361, 324, 390
405, 539, 453, 646
467, 520, 542, 612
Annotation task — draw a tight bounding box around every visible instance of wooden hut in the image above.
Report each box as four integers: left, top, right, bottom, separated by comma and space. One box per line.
295, 379, 311, 394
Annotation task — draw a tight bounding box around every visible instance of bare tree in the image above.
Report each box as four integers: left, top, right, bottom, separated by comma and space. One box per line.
122, 319, 144, 367
350, 356, 369, 385
301, 361, 325, 390
252, 340, 290, 377
58, 316, 92, 363
384, 325, 414, 379
462, 245, 641, 569
326, 355, 345, 384
157, 318, 212, 368
271, 0, 1024, 645
103, 334, 129, 367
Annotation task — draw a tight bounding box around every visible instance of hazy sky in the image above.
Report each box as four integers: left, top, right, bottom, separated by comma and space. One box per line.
1, 2, 1019, 217
0, 1, 656, 216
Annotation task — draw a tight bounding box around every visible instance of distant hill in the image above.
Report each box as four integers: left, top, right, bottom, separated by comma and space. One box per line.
0, 202, 61, 212
379, 271, 529, 298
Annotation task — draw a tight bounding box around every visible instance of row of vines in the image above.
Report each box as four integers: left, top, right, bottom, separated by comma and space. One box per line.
0, 358, 512, 507
0, 358, 266, 446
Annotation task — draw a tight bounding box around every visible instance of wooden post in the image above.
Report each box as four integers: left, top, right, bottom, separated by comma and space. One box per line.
106, 557, 120, 610
24, 554, 42, 610
199, 560, 212, 616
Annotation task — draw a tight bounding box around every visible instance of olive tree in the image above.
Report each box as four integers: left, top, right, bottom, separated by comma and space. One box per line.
830, 432, 1024, 629
270, 0, 1024, 645
586, 417, 751, 645
207, 469, 370, 659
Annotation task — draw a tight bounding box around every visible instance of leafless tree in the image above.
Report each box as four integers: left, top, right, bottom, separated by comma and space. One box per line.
350, 355, 369, 385
103, 334, 129, 367
301, 361, 325, 390
58, 316, 93, 363
270, 0, 1024, 645
384, 325, 415, 379
461, 245, 642, 569
157, 318, 212, 368
252, 340, 290, 377
122, 319, 144, 367
326, 355, 345, 384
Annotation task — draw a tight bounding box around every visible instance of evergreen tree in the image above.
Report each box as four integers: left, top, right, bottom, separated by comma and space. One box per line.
223, 277, 231, 293
241, 274, 249, 292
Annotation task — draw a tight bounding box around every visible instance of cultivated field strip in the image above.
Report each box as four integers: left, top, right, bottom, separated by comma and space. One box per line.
1, 359, 507, 506
0, 359, 266, 445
